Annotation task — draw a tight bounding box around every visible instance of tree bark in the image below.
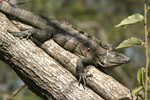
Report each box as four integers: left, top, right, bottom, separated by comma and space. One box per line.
0, 3, 133, 100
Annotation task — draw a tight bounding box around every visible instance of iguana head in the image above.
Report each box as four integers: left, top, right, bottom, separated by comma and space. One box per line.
97, 51, 130, 68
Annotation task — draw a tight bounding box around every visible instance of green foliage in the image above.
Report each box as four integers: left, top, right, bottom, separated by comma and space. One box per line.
115, 37, 144, 49
115, 0, 150, 99
132, 86, 144, 96
147, 6, 150, 11
132, 68, 144, 97
115, 14, 144, 28
137, 68, 144, 86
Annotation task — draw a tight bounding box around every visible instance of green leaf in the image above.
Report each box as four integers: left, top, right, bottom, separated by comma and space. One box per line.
132, 86, 144, 96
115, 37, 144, 49
141, 68, 144, 87
137, 69, 143, 85
115, 14, 144, 28
147, 6, 150, 11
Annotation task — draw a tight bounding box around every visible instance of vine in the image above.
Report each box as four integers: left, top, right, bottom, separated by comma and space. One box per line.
115, 0, 149, 99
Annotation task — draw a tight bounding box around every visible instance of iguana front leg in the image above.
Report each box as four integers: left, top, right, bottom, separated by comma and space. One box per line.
76, 57, 93, 87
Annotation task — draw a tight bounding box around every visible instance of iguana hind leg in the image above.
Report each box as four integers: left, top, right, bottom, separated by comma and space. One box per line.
8, 27, 56, 42
7, 29, 32, 39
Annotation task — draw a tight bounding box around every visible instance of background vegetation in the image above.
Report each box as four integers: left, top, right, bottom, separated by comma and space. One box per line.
0, 0, 149, 99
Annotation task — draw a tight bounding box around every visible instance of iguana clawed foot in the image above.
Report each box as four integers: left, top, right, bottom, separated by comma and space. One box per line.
77, 59, 93, 89
7, 29, 32, 39
78, 72, 93, 89
78, 72, 87, 87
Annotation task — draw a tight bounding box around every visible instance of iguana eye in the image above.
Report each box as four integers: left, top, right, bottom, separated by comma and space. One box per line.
87, 48, 90, 51
115, 54, 123, 59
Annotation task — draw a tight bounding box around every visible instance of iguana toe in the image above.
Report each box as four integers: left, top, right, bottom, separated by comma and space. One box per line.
78, 72, 86, 89
7, 30, 32, 39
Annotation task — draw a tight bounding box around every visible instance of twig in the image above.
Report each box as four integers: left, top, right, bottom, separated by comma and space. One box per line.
8, 83, 26, 100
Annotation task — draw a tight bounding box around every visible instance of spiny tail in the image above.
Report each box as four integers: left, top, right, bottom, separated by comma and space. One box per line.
0, 2, 81, 35
0, 3, 50, 29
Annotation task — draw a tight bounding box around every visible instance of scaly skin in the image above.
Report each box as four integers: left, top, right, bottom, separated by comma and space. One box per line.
0, 1, 130, 86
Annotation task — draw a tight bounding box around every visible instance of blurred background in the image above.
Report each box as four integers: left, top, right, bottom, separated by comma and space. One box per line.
0, 0, 150, 99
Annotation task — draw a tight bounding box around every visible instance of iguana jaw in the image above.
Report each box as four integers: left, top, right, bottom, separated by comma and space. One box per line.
99, 51, 130, 68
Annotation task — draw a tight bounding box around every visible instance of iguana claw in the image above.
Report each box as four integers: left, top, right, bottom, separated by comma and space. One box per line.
7, 30, 32, 39
78, 71, 93, 89
78, 72, 86, 88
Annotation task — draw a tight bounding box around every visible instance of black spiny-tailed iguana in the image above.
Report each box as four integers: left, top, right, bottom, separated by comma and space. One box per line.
0, 1, 130, 86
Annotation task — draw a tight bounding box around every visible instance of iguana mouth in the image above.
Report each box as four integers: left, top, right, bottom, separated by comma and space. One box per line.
98, 51, 130, 68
